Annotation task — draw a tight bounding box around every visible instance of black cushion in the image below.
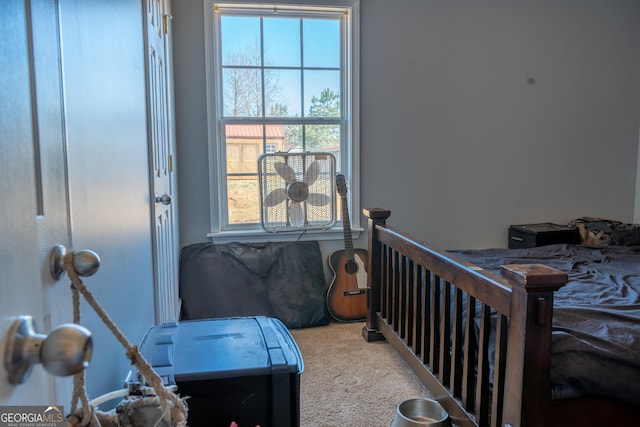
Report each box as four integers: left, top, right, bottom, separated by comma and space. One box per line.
179, 241, 329, 329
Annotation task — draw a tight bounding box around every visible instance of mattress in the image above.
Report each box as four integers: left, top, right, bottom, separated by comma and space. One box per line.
449, 244, 640, 407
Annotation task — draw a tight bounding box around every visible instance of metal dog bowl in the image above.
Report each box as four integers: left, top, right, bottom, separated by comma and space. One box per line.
391, 398, 452, 427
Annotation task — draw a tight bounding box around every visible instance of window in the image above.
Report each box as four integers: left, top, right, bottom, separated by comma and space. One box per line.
265, 143, 277, 153
205, 0, 359, 241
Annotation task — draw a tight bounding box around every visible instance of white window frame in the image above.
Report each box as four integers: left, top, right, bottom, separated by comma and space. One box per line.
203, 0, 361, 243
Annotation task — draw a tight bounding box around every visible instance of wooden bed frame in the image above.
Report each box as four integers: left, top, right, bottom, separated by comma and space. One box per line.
361, 208, 640, 427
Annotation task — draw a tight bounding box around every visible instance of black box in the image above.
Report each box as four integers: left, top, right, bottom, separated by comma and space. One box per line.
508, 223, 580, 248
138, 316, 303, 427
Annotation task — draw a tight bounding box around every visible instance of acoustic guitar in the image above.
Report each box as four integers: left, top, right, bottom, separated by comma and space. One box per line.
327, 174, 368, 322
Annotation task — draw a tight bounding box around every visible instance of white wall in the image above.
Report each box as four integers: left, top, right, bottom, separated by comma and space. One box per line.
174, 0, 640, 250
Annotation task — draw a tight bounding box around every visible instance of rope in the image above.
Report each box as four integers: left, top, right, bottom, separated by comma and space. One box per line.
67, 276, 94, 427
63, 253, 188, 427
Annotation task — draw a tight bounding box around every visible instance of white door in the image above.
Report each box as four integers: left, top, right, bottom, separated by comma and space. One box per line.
1, 0, 73, 406
146, 0, 181, 323
2, 0, 158, 408
58, 0, 157, 401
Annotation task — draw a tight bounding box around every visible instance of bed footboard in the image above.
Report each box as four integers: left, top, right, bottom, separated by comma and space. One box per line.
362, 208, 567, 427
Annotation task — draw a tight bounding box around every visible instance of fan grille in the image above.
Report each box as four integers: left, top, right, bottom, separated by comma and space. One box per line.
258, 152, 336, 232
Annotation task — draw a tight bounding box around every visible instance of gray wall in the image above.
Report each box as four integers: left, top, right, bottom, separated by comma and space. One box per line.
174, 0, 640, 251
173, 0, 212, 247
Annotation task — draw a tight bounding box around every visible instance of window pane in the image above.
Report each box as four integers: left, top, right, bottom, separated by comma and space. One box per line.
225, 124, 286, 167
303, 19, 340, 68
221, 16, 261, 66
266, 69, 301, 117
227, 177, 260, 224
305, 124, 340, 151
264, 17, 300, 67
304, 70, 341, 117
223, 67, 263, 117
282, 124, 303, 151
226, 123, 287, 224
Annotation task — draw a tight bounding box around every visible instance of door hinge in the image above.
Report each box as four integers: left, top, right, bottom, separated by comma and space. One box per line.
162, 14, 172, 35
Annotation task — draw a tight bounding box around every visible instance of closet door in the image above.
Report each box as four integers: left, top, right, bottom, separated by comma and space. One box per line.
146, 0, 180, 323
58, 0, 156, 401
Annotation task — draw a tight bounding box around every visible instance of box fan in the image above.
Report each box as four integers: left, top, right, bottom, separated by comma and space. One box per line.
258, 152, 336, 232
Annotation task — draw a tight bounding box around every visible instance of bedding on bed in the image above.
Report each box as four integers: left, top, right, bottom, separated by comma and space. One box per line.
449, 244, 640, 407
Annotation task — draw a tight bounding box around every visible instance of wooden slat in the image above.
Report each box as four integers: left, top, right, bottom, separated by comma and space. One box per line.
475, 303, 492, 425
406, 258, 415, 347
411, 263, 423, 355
450, 287, 464, 397
491, 313, 508, 427
439, 280, 452, 386
391, 249, 400, 331
429, 274, 441, 374
461, 295, 477, 410
382, 245, 390, 320
420, 267, 432, 364
399, 254, 408, 339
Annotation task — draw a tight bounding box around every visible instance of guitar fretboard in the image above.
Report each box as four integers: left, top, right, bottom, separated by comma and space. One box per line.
337, 174, 355, 263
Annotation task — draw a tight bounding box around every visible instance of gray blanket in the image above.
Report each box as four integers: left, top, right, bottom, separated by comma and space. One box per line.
449, 244, 640, 407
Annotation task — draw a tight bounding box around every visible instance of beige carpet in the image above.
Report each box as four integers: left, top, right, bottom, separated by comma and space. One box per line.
290, 321, 432, 427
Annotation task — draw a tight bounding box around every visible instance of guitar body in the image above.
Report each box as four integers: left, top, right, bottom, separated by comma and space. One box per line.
327, 248, 368, 322
327, 174, 368, 322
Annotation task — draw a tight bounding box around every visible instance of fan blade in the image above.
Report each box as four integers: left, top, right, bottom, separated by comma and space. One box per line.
289, 202, 304, 227
264, 188, 287, 207
274, 162, 296, 183
304, 160, 320, 186
307, 193, 331, 206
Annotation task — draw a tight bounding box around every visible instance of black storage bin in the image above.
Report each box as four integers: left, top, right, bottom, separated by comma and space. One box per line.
138, 316, 303, 427
508, 223, 580, 248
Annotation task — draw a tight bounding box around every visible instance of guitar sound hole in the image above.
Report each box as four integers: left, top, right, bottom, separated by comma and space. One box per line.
344, 260, 358, 275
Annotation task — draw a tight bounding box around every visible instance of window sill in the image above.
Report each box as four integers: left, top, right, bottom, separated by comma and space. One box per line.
206, 226, 363, 244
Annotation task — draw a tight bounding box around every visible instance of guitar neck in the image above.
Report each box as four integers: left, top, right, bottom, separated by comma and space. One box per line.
340, 194, 355, 260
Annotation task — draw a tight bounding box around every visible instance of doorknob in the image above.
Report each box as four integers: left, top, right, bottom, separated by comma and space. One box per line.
155, 194, 172, 205
49, 245, 101, 280
4, 315, 92, 384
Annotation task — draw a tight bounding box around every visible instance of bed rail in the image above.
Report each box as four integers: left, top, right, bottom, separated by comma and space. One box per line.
361, 208, 567, 427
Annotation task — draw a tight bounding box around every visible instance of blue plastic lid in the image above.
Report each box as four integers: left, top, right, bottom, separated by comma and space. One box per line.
140, 316, 302, 384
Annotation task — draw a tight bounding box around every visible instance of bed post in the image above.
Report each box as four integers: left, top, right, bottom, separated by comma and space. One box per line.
361, 207, 391, 342
499, 264, 567, 427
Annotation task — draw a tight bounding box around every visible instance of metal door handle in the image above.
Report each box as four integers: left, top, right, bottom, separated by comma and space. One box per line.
49, 245, 101, 280
155, 194, 172, 205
